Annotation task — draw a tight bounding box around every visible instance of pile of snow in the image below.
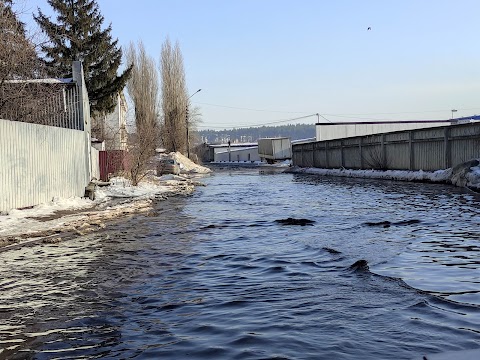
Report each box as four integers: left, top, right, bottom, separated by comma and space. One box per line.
289, 167, 451, 182
276, 160, 292, 167
288, 158, 480, 192
451, 159, 480, 191
0, 171, 202, 240
170, 152, 212, 174
95, 176, 177, 201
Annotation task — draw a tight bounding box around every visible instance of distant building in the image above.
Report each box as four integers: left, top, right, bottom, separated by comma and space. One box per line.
214, 146, 260, 162
92, 92, 128, 150
202, 143, 260, 162
314, 119, 480, 142
258, 137, 291, 163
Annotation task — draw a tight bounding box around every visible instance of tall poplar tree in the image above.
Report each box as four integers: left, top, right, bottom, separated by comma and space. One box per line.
34, 0, 131, 116
160, 38, 188, 153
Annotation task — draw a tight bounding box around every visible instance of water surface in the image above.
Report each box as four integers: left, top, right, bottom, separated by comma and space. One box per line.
0, 168, 479, 359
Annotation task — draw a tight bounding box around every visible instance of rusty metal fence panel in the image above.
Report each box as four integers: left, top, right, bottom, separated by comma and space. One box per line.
99, 150, 126, 181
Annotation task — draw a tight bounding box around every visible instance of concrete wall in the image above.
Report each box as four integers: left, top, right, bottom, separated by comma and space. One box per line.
294, 122, 480, 171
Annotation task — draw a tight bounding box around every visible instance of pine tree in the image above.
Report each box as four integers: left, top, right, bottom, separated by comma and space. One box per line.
34, 0, 131, 115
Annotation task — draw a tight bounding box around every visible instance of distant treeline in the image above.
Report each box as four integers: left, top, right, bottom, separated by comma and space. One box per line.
198, 123, 315, 144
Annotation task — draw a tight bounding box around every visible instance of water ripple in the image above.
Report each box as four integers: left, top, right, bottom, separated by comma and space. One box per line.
0, 171, 479, 359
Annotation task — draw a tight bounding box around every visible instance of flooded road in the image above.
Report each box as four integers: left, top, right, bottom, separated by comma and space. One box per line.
1, 168, 479, 359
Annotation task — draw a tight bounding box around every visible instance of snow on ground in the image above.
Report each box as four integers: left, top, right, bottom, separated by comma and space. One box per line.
0, 155, 211, 246
2, 154, 478, 248
287, 158, 480, 192
211, 160, 292, 167
288, 166, 452, 182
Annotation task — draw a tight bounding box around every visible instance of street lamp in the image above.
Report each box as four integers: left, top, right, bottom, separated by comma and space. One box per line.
186, 89, 201, 158
451, 109, 457, 120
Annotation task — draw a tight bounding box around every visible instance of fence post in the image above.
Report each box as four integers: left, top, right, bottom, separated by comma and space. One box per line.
310, 144, 315, 167
409, 131, 414, 170
359, 137, 363, 169
341, 140, 345, 168
381, 134, 386, 169
72, 61, 91, 185
325, 142, 329, 168
300, 144, 305, 167
312, 142, 316, 167
444, 127, 451, 169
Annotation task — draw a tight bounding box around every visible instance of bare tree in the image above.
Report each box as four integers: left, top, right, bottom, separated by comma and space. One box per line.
0, 0, 61, 123
125, 41, 160, 185
187, 105, 204, 161
0, 1, 38, 81
160, 38, 188, 154
363, 143, 390, 170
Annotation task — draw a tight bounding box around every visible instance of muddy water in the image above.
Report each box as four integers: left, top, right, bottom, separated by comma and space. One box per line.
0, 168, 479, 359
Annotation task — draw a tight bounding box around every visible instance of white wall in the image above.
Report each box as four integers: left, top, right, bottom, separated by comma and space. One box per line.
0, 119, 90, 212
104, 93, 127, 150
213, 146, 255, 154
316, 122, 449, 141
258, 138, 291, 160
91, 147, 100, 180
214, 147, 260, 162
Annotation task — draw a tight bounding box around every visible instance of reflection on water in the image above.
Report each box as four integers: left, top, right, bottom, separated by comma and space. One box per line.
0, 169, 479, 359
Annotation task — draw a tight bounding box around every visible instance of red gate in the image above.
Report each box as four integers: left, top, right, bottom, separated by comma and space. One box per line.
99, 150, 126, 181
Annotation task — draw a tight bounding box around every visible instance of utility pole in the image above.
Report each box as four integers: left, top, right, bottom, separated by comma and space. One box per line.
451, 109, 457, 121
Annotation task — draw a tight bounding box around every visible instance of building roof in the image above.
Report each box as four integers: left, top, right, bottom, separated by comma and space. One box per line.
5, 78, 74, 85
208, 143, 258, 148
315, 116, 480, 126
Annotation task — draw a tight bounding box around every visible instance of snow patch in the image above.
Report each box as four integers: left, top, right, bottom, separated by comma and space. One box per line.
0, 157, 209, 240
289, 159, 480, 192
169, 152, 212, 174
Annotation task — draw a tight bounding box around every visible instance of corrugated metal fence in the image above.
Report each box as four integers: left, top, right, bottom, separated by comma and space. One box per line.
0, 82, 84, 130
292, 122, 480, 171
99, 150, 126, 181
0, 119, 88, 212
0, 62, 99, 213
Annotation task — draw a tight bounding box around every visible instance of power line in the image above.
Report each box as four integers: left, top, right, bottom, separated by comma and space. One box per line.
197, 113, 318, 130
193, 101, 311, 114
192, 100, 480, 128
194, 100, 480, 118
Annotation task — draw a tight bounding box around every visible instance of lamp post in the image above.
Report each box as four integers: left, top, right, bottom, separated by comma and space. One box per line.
451, 109, 457, 120
186, 89, 201, 158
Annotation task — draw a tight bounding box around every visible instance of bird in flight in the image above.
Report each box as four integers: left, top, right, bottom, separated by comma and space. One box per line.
367, 27, 371, 30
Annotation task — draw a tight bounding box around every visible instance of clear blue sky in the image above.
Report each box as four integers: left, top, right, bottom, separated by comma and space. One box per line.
18, 0, 480, 129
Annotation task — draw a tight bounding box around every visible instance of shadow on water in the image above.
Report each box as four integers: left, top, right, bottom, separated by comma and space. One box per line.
1, 169, 480, 359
